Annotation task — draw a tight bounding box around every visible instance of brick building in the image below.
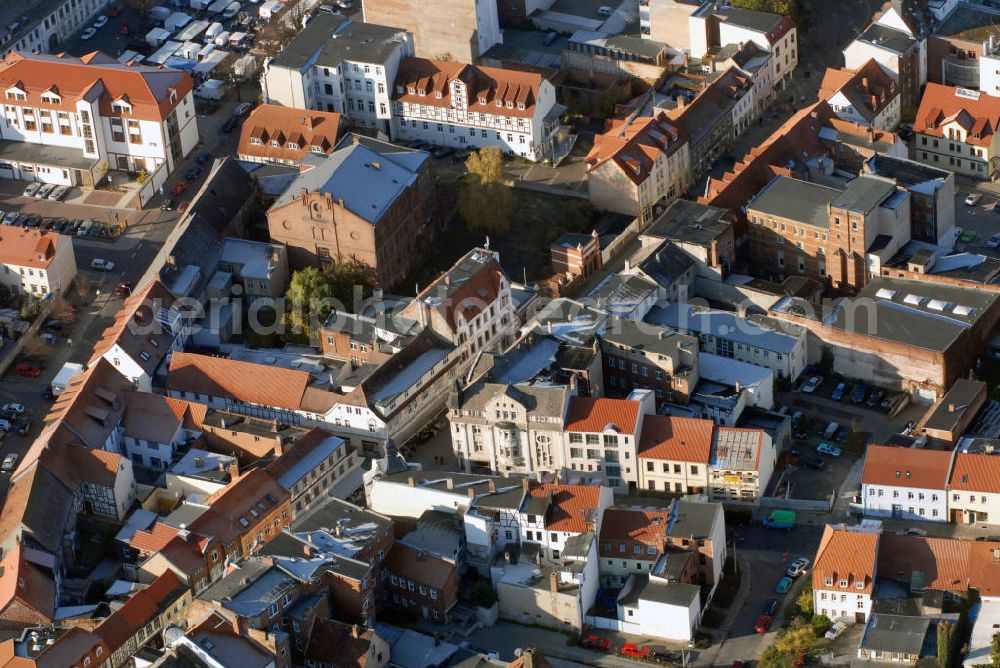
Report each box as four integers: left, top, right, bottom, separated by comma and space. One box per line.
267, 136, 433, 288
600, 317, 700, 406
550, 231, 602, 280
386, 542, 458, 622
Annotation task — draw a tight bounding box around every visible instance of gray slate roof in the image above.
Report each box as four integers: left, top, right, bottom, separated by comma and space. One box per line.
270, 14, 410, 72
746, 175, 840, 229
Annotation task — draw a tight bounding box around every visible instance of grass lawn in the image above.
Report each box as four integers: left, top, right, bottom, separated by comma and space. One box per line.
401, 181, 596, 289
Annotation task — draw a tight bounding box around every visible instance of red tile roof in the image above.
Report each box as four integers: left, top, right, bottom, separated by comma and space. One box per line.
237, 104, 342, 164
812, 525, 878, 595
0, 228, 61, 269
585, 112, 687, 186
95, 571, 184, 652
167, 352, 311, 411
406, 249, 507, 331
565, 397, 641, 435
638, 415, 714, 463
528, 483, 603, 533
916, 83, 1000, 148
878, 534, 971, 591
967, 542, 1000, 597
0, 51, 193, 123
862, 445, 952, 490
0, 545, 56, 625
394, 58, 543, 119
948, 453, 1000, 493
88, 280, 179, 375
819, 59, 899, 123
131, 521, 182, 554
598, 507, 671, 559
386, 541, 456, 589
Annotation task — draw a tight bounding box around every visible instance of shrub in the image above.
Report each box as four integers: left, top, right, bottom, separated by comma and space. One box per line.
811, 614, 832, 636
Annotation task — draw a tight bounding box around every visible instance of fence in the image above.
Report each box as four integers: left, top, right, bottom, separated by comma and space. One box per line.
600, 214, 642, 265
760, 495, 835, 513
585, 615, 641, 634
135, 161, 170, 208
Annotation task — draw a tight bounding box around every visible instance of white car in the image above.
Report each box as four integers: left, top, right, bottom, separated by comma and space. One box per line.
786, 557, 811, 577
1, 404, 24, 415
825, 621, 848, 640
1, 453, 18, 473
35, 183, 55, 199
90, 258, 115, 272
22, 182, 41, 197
966, 193, 983, 206
801, 375, 822, 393
80, 27, 97, 40
987, 233, 1000, 249
93, 15, 108, 28
597, 5, 613, 15
48, 185, 69, 201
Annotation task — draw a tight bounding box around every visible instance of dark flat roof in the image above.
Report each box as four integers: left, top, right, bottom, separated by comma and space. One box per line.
747, 176, 839, 229
644, 199, 732, 247
923, 379, 986, 432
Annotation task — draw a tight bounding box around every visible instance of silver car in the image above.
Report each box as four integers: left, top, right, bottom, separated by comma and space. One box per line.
35, 183, 55, 199
48, 185, 70, 201
22, 182, 41, 197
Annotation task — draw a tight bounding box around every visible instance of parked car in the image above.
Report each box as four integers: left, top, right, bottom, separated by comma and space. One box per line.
233, 102, 253, 117
775, 576, 794, 594
160, 197, 175, 211
3, 211, 18, 224
879, 397, 894, 412
170, 181, 187, 197
825, 621, 848, 640
817, 442, 842, 457
989, 233, 1000, 249
89, 258, 115, 272
966, 192, 983, 206
114, 282, 133, 297
830, 382, 848, 401
542, 31, 558, 46
835, 427, 850, 442
1, 403, 24, 415
185, 166, 202, 181
786, 557, 811, 577
221, 116, 240, 133
800, 375, 822, 393
15, 363, 41, 377
42, 320, 62, 332
1, 453, 18, 473
48, 185, 70, 201
196, 151, 212, 166
597, 5, 613, 15
801, 455, 826, 471
22, 182, 40, 197
93, 15, 109, 28
620, 644, 654, 659
762, 598, 781, 616
81, 27, 97, 40
15, 417, 31, 436
35, 183, 55, 199
851, 383, 869, 404
754, 614, 773, 634
581, 635, 611, 651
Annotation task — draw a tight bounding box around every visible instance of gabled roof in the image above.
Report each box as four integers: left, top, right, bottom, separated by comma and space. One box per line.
95, 570, 184, 652
819, 59, 899, 122
916, 83, 1000, 148
585, 112, 687, 186
949, 452, 1000, 493
304, 618, 376, 668
393, 58, 543, 119
88, 280, 179, 376
385, 541, 455, 589
565, 397, 641, 435
0, 51, 192, 122
238, 104, 341, 164
167, 352, 311, 411
812, 525, 879, 595
0, 461, 76, 556
43, 358, 132, 450
402, 247, 507, 332
0, 545, 56, 626
598, 507, 671, 558
527, 483, 602, 533
877, 534, 971, 591
0, 228, 62, 269
862, 445, 952, 490
199, 468, 289, 538
638, 415, 714, 463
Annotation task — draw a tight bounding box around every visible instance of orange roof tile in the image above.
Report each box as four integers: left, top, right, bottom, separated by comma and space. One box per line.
41, 357, 133, 451
949, 453, 1000, 493
131, 521, 182, 554
0, 545, 55, 625
394, 58, 543, 119
565, 397, 641, 435
916, 83, 1000, 147
0, 228, 61, 269
88, 280, 178, 375
237, 104, 342, 164
862, 445, 952, 490
95, 571, 184, 652
598, 507, 671, 559
812, 525, 878, 595
167, 352, 311, 411
0, 51, 192, 123
638, 415, 713, 463
878, 534, 971, 591
528, 483, 603, 533
585, 112, 687, 186
967, 542, 1000, 597
818, 59, 898, 122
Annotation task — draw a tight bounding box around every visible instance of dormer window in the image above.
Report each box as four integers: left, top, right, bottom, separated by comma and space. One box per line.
271, 140, 280, 147
41, 93, 60, 105
112, 101, 131, 114
495, 99, 502, 107
824, 577, 833, 587
250, 138, 263, 145
839, 579, 848, 588
856, 580, 865, 590
397, 85, 405, 94
417, 87, 426, 96
286, 142, 298, 149
310, 144, 324, 154
506, 101, 514, 108
478, 96, 487, 104
517, 102, 525, 110
435, 91, 442, 99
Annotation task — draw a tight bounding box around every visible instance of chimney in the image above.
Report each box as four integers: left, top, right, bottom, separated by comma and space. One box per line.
521, 477, 530, 492
353, 134, 362, 145
862, 77, 869, 91
371, 161, 382, 170
735, 381, 741, 393
274, 435, 284, 457
446, 478, 454, 490
468, 487, 476, 499
949, 403, 956, 413
407, 476, 415, 487
675, 96, 686, 109
351, 625, 360, 638
549, 571, 558, 593
227, 463, 240, 480
488, 480, 496, 493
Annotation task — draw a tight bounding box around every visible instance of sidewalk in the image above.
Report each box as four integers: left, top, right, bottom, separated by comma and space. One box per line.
693, 554, 753, 667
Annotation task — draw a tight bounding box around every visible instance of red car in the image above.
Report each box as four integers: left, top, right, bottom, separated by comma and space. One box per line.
14, 363, 41, 378
177, 200, 190, 214
581, 635, 611, 651
114, 282, 133, 297
119, 19, 129, 35
754, 613, 774, 634
170, 181, 187, 197
621, 643, 654, 659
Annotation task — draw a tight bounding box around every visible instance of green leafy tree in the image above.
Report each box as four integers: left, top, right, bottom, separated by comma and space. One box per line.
810, 615, 832, 636
728, 0, 796, 16
459, 147, 513, 234
938, 620, 957, 668
285, 267, 335, 340
795, 584, 814, 617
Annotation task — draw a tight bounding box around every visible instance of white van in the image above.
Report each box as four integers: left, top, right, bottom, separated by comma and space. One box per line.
823, 421, 839, 440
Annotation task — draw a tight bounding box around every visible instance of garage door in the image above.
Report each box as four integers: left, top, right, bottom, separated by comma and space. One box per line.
0, 162, 14, 179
